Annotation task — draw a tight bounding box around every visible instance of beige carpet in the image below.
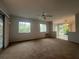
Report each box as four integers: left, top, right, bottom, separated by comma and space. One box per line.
0, 38, 79, 59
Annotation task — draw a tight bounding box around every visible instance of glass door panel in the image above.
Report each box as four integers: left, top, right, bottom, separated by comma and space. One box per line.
57, 24, 68, 40
0, 15, 3, 48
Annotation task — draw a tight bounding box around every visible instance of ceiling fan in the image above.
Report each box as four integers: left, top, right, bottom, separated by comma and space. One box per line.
41, 12, 53, 20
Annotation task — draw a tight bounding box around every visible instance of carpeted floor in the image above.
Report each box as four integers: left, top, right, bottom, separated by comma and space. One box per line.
0, 38, 79, 59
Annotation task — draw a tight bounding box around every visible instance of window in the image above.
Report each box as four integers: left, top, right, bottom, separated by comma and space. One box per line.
40, 24, 46, 32
19, 22, 31, 33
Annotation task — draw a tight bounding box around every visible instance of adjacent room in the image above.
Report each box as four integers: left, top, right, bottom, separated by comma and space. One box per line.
0, 0, 79, 59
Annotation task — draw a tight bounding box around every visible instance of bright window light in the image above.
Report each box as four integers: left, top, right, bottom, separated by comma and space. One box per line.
19, 22, 31, 33
40, 24, 47, 32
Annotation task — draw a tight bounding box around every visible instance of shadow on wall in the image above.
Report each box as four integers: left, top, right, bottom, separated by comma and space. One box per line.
45, 31, 56, 38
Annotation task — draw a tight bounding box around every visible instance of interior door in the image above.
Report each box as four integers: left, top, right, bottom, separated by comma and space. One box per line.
0, 15, 3, 48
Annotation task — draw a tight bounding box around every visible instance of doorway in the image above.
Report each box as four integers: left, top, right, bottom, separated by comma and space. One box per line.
56, 24, 69, 40
0, 15, 5, 48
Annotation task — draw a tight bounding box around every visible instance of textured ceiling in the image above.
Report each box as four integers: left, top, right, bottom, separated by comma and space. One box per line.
2, 0, 79, 20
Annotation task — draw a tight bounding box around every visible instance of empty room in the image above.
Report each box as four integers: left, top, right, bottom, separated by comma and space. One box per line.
0, 0, 79, 59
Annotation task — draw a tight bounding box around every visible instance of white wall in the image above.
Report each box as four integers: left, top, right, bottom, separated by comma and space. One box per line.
9, 17, 49, 42
68, 32, 79, 43
68, 14, 79, 43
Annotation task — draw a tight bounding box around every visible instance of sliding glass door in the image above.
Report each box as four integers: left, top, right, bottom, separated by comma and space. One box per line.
0, 15, 4, 48
56, 24, 68, 40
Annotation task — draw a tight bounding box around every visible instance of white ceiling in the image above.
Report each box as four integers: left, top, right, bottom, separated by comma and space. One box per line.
2, 0, 79, 20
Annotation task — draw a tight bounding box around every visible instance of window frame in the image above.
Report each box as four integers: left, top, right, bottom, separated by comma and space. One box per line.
18, 21, 31, 33
40, 23, 47, 32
